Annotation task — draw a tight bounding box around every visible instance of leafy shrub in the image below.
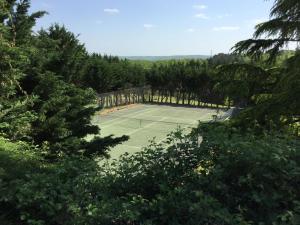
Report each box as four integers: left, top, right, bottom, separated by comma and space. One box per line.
0, 137, 43, 224
2, 124, 299, 225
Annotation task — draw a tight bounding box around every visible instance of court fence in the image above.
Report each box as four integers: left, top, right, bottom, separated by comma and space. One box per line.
97, 86, 229, 109
97, 86, 151, 108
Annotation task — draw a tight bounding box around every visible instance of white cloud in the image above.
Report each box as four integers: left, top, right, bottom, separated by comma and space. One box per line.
217, 13, 232, 19
104, 8, 120, 15
213, 26, 240, 31
143, 24, 156, 29
194, 13, 209, 19
186, 28, 196, 33
193, 4, 207, 10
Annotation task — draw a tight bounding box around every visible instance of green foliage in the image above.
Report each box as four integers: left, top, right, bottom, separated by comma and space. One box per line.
225, 0, 300, 131
193, 124, 300, 224
233, 0, 300, 60
0, 137, 43, 224
146, 60, 224, 105
6, 0, 46, 46
208, 53, 243, 66
35, 24, 87, 84
1, 1, 299, 224
233, 51, 300, 131
0, 1, 128, 158
0, 98, 36, 140
83, 54, 146, 93
214, 63, 276, 107
0, 137, 41, 181
30, 73, 127, 158
0, 0, 36, 140
1, 124, 299, 225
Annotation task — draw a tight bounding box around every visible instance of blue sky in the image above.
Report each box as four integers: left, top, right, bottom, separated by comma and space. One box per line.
30, 0, 274, 56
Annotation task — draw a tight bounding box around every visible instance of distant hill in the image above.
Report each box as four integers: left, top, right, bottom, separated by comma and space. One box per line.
121, 55, 210, 61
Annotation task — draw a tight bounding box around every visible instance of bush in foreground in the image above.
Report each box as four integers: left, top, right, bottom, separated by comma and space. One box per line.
1, 124, 299, 225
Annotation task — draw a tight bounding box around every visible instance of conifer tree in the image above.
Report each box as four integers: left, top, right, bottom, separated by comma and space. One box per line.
1, 0, 128, 158
234, 0, 300, 60
35, 24, 87, 84
6, 0, 46, 46
231, 0, 300, 129
0, 0, 35, 140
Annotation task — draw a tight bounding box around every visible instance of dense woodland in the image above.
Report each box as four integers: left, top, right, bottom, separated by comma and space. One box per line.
0, 0, 299, 224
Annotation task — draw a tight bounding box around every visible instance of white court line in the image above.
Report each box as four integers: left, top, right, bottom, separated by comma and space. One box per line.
98, 104, 217, 124
145, 105, 219, 112
99, 107, 159, 128
100, 106, 216, 147
133, 113, 213, 123
97, 106, 146, 124
116, 144, 141, 149
99, 108, 153, 125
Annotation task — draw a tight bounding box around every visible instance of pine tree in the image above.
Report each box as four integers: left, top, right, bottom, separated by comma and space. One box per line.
1, 0, 128, 159
31, 73, 128, 158
6, 0, 46, 46
231, 0, 300, 130
234, 0, 300, 60
35, 24, 87, 84
0, 0, 35, 140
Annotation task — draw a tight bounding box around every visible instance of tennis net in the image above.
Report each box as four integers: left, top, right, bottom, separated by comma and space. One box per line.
99, 115, 198, 131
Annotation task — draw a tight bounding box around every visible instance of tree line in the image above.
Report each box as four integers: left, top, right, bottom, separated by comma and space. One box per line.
146, 60, 227, 107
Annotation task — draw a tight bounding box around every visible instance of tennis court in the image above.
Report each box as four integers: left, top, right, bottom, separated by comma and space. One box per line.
93, 104, 223, 159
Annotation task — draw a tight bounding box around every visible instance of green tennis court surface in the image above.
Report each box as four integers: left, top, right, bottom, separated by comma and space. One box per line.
93, 104, 223, 159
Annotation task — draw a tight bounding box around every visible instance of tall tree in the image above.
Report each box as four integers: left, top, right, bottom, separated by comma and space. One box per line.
234, 0, 300, 60
6, 0, 46, 46
231, 0, 300, 130
0, 0, 35, 140
214, 63, 274, 107
35, 24, 87, 84
1, 0, 128, 159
